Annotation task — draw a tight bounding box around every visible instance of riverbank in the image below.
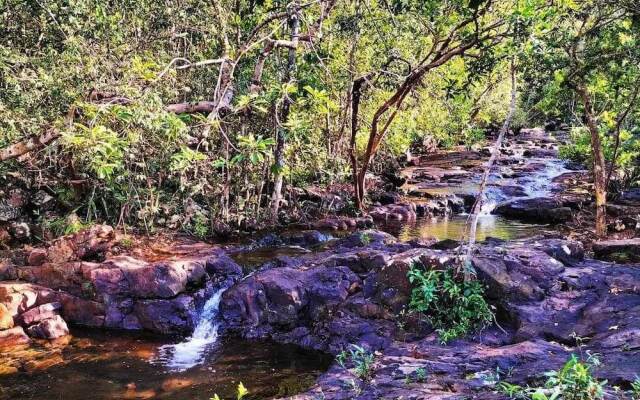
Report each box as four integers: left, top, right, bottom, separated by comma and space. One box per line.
1, 127, 639, 399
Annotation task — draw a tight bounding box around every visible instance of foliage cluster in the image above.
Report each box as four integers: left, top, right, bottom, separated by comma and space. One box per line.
0, 0, 517, 235
520, 0, 640, 195
407, 262, 493, 343
336, 344, 375, 381
498, 354, 606, 400
558, 127, 640, 191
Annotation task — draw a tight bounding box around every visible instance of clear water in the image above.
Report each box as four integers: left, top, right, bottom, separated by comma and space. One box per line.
389, 157, 574, 242
231, 246, 310, 269
0, 329, 331, 400
382, 214, 546, 242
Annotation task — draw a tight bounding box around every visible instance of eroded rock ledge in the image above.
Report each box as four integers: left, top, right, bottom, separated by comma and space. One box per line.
0, 225, 243, 345
217, 230, 639, 399
1, 224, 638, 399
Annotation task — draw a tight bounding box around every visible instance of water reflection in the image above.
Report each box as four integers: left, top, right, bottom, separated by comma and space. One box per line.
0, 329, 332, 400
231, 246, 310, 269
383, 214, 545, 242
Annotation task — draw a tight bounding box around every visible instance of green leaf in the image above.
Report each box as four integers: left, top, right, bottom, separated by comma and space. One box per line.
236, 382, 248, 400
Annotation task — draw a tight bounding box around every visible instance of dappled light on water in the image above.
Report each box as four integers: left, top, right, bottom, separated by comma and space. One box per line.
386, 215, 545, 242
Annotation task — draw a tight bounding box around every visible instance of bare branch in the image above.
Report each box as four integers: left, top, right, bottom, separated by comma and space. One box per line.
0, 129, 61, 162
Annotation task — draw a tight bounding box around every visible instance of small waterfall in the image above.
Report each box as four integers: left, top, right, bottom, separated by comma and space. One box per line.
153, 285, 227, 371
479, 187, 505, 216
523, 160, 570, 198
479, 199, 497, 216
481, 159, 571, 216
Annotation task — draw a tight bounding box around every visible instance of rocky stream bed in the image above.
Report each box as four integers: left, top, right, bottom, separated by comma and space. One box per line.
1, 128, 640, 399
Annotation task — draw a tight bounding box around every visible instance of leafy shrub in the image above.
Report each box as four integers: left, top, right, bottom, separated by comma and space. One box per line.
337, 344, 375, 381
559, 127, 640, 173
407, 263, 493, 343
43, 213, 89, 237
558, 128, 592, 164
462, 127, 487, 150
498, 354, 607, 400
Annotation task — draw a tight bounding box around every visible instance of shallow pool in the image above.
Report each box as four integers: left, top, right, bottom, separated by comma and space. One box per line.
0, 329, 332, 400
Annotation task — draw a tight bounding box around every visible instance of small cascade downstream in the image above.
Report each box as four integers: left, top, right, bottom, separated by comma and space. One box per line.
478, 158, 571, 216
153, 285, 228, 371
387, 130, 580, 242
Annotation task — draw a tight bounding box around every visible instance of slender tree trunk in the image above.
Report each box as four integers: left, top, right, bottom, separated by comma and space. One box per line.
350, 76, 368, 210
222, 139, 230, 222
270, 8, 300, 222
463, 59, 517, 280
577, 84, 607, 237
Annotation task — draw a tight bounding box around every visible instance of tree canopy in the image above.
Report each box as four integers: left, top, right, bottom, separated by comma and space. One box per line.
1, 0, 639, 236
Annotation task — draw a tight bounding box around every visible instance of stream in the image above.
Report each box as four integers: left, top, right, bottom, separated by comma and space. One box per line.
0, 130, 579, 400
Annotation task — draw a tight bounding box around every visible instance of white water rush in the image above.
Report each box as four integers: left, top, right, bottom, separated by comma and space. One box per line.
153, 286, 227, 371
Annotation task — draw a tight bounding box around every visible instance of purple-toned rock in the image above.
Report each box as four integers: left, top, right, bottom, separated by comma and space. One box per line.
17, 302, 61, 326
495, 197, 573, 223
205, 253, 243, 278
133, 294, 196, 334
373, 248, 456, 312
0, 259, 17, 280
221, 265, 360, 336
369, 203, 417, 222
92, 256, 207, 298
26, 248, 48, 266
26, 315, 69, 339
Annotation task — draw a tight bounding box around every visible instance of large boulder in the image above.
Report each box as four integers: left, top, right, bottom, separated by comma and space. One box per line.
93, 256, 207, 298
494, 197, 573, 223
222, 265, 360, 332
133, 294, 197, 334
593, 238, 640, 263
26, 315, 69, 339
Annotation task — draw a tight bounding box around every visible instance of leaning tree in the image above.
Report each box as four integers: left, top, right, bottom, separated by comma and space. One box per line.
346, 0, 518, 210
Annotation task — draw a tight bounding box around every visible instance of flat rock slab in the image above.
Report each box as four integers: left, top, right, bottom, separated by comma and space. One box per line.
0, 326, 30, 348
218, 232, 640, 400
593, 238, 640, 263
494, 197, 573, 223
26, 315, 69, 339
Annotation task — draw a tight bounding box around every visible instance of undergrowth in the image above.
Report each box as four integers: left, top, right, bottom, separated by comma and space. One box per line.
337, 344, 375, 381
407, 262, 493, 343
498, 354, 606, 400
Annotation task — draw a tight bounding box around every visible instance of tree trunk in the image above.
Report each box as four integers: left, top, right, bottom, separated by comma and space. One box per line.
463, 59, 517, 280
577, 84, 607, 238
350, 76, 368, 210
270, 8, 300, 222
